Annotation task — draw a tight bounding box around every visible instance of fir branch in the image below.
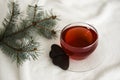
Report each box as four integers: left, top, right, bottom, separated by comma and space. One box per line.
1, 2, 15, 39
35, 15, 57, 23
1, 38, 40, 65
7, 2, 15, 27
0, 1, 58, 65
37, 25, 56, 37
4, 15, 57, 38
1, 40, 37, 52
33, 4, 38, 21
1, 2, 20, 39
5, 24, 33, 38
1, 40, 22, 52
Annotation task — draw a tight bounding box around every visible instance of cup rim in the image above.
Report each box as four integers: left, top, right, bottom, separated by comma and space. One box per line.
60, 22, 98, 50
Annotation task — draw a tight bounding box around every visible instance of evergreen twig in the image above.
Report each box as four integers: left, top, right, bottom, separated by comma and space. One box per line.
0, 1, 58, 65
1, 2, 15, 39
4, 15, 57, 38
33, 4, 37, 21
1, 40, 21, 51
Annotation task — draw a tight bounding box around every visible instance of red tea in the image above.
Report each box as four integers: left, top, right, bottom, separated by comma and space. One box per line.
60, 25, 98, 60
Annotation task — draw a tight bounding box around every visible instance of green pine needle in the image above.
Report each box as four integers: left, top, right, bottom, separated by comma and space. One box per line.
0, 1, 58, 66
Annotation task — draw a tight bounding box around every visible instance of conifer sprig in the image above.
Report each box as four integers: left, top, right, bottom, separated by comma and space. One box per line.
0, 1, 58, 65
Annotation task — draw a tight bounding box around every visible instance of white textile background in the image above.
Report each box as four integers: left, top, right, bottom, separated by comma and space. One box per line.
0, 0, 120, 80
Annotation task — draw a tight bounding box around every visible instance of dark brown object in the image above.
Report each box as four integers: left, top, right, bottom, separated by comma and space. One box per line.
49, 44, 69, 70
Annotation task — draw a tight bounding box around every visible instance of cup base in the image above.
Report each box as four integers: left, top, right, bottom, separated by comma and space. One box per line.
67, 39, 106, 72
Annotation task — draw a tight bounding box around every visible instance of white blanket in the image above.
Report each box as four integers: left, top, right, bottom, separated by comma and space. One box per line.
0, 0, 120, 80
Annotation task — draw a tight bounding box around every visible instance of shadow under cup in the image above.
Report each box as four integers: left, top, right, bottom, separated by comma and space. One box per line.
60, 22, 98, 60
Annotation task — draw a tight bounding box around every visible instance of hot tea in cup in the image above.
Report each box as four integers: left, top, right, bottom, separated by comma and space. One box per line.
60, 22, 98, 60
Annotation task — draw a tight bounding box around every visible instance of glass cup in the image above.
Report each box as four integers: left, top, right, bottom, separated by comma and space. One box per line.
60, 22, 98, 60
